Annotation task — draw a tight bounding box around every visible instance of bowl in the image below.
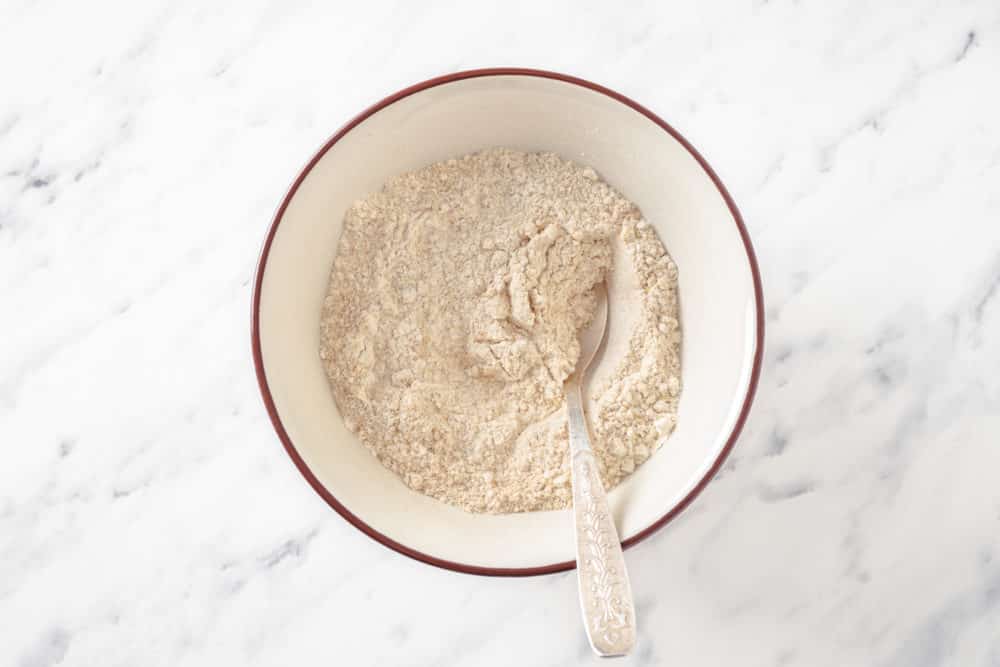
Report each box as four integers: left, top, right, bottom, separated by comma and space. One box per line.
252, 68, 764, 575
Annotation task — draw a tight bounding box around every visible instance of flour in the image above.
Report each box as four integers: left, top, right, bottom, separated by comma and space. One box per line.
320, 148, 681, 513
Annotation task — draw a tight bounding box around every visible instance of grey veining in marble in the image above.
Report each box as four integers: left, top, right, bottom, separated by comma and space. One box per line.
2, 1, 1000, 665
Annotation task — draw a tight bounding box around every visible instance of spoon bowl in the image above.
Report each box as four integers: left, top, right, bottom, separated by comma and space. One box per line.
570, 284, 610, 384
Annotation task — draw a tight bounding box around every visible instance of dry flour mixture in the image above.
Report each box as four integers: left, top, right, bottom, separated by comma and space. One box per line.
320, 149, 681, 513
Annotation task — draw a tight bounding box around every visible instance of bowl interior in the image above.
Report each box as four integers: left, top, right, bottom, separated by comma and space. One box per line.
256, 73, 760, 571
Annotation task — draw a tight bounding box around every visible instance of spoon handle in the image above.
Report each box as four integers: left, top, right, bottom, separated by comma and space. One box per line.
566, 383, 637, 657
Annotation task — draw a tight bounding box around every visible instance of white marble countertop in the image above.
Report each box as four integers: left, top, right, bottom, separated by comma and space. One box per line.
3, 2, 1000, 665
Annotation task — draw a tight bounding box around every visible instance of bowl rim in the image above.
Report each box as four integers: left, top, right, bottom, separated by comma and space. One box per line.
251, 67, 765, 577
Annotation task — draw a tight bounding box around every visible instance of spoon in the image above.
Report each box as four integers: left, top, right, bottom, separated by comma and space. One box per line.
565, 282, 637, 657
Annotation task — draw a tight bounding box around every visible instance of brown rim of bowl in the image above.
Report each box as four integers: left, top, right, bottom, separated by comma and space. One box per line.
252, 67, 765, 577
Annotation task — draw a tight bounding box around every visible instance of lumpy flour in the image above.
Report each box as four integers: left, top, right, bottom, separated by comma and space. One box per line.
320, 149, 681, 513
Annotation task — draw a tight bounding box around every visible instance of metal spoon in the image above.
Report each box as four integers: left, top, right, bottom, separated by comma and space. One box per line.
565, 282, 637, 657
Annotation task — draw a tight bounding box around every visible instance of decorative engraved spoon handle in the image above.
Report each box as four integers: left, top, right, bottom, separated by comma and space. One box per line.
566, 381, 637, 657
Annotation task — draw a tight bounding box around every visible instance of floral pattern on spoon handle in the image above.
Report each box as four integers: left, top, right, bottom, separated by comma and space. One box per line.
567, 383, 637, 657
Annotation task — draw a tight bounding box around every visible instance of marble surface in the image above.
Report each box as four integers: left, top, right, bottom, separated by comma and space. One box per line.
3, 1, 1000, 665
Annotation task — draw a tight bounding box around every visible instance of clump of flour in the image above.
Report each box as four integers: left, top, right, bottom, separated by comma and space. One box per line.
320, 148, 681, 513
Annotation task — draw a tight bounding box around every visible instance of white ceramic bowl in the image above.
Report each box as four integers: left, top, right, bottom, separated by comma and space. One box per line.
252, 69, 763, 575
